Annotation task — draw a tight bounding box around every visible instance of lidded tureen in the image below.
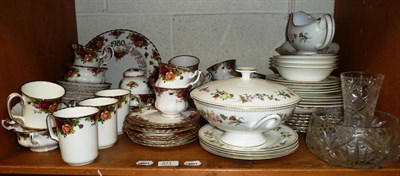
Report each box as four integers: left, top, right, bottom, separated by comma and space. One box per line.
191, 67, 300, 147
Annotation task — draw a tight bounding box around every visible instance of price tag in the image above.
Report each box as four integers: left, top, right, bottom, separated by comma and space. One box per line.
184, 160, 201, 166
136, 160, 154, 166
158, 161, 179, 167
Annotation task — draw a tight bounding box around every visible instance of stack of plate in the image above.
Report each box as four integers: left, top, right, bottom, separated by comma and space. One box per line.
198, 124, 299, 160
124, 106, 201, 147
266, 74, 343, 132
57, 80, 111, 104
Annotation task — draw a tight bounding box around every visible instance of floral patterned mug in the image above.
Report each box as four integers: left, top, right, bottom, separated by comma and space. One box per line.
95, 89, 131, 135
47, 106, 99, 166
154, 86, 190, 118
78, 97, 119, 149
72, 43, 115, 67
155, 63, 202, 88
7, 81, 65, 129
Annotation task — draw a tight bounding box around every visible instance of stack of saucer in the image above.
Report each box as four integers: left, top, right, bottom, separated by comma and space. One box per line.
266, 74, 342, 132
198, 124, 299, 160
58, 80, 111, 104
123, 106, 201, 147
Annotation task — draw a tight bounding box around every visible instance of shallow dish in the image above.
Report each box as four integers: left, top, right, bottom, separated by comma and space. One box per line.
273, 55, 338, 64
274, 66, 336, 82
272, 62, 337, 69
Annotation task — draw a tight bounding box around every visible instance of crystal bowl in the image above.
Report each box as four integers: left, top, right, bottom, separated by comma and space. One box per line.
306, 107, 400, 169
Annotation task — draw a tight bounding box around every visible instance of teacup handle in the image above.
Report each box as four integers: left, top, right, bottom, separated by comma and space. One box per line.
316, 14, 334, 50
29, 132, 40, 146
99, 46, 115, 68
185, 70, 202, 87
249, 114, 281, 130
130, 94, 145, 108
7, 93, 25, 126
1, 119, 18, 131
46, 115, 59, 142
204, 72, 213, 83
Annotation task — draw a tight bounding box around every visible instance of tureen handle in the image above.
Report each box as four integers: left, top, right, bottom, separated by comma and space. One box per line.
236, 67, 257, 80
250, 114, 281, 130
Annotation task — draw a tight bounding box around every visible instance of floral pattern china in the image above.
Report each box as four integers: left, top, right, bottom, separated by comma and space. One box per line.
85, 29, 161, 88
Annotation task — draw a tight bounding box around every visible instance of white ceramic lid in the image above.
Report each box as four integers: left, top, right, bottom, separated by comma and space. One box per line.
190, 67, 301, 109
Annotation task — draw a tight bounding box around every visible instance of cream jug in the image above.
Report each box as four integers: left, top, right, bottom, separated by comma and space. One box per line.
287, 11, 335, 55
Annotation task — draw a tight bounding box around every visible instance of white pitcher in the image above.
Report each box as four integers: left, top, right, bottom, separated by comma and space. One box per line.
287, 11, 335, 55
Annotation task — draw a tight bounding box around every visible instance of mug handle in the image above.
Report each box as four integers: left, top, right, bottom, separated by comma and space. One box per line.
185, 70, 203, 88
7, 93, 25, 126
99, 46, 115, 67
249, 114, 281, 130
316, 14, 334, 50
46, 115, 59, 142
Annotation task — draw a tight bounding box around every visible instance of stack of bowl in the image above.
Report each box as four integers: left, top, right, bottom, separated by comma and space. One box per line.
271, 55, 338, 82
58, 44, 113, 104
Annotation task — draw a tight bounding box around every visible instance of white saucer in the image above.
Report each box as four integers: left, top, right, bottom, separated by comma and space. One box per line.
126, 106, 200, 129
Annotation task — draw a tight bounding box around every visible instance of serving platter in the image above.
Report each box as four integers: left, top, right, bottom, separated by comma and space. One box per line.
85, 29, 161, 88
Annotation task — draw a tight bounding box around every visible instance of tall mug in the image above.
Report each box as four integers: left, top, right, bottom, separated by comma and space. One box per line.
78, 97, 119, 149
47, 106, 99, 166
340, 71, 384, 126
95, 89, 130, 135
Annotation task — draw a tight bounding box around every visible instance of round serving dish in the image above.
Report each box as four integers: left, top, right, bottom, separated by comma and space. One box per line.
191, 67, 300, 147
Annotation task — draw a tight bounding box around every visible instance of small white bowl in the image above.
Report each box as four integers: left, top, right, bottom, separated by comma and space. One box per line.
272, 62, 337, 69
273, 55, 338, 64
274, 66, 336, 82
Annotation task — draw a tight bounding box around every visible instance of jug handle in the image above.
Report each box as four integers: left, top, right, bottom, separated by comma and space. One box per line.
46, 115, 59, 142
99, 46, 115, 68
7, 93, 25, 126
317, 14, 335, 50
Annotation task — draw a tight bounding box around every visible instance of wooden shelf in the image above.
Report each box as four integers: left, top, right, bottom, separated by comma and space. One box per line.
0, 131, 399, 176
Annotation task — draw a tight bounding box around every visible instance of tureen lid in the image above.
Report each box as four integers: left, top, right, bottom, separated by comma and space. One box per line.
190, 67, 300, 109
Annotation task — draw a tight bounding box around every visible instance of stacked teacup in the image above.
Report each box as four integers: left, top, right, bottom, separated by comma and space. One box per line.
268, 11, 342, 132
155, 55, 202, 118
58, 44, 114, 103
3, 81, 65, 152
123, 55, 203, 147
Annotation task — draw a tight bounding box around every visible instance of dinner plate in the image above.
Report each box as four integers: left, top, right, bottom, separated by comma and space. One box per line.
85, 29, 162, 88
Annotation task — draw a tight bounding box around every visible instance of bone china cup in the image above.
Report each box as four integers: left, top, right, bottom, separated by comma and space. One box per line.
155, 63, 202, 88
78, 97, 119, 149
206, 59, 239, 81
7, 81, 65, 129
191, 67, 300, 147
47, 106, 99, 166
154, 86, 190, 118
95, 89, 131, 135
2, 120, 58, 152
168, 55, 200, 71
